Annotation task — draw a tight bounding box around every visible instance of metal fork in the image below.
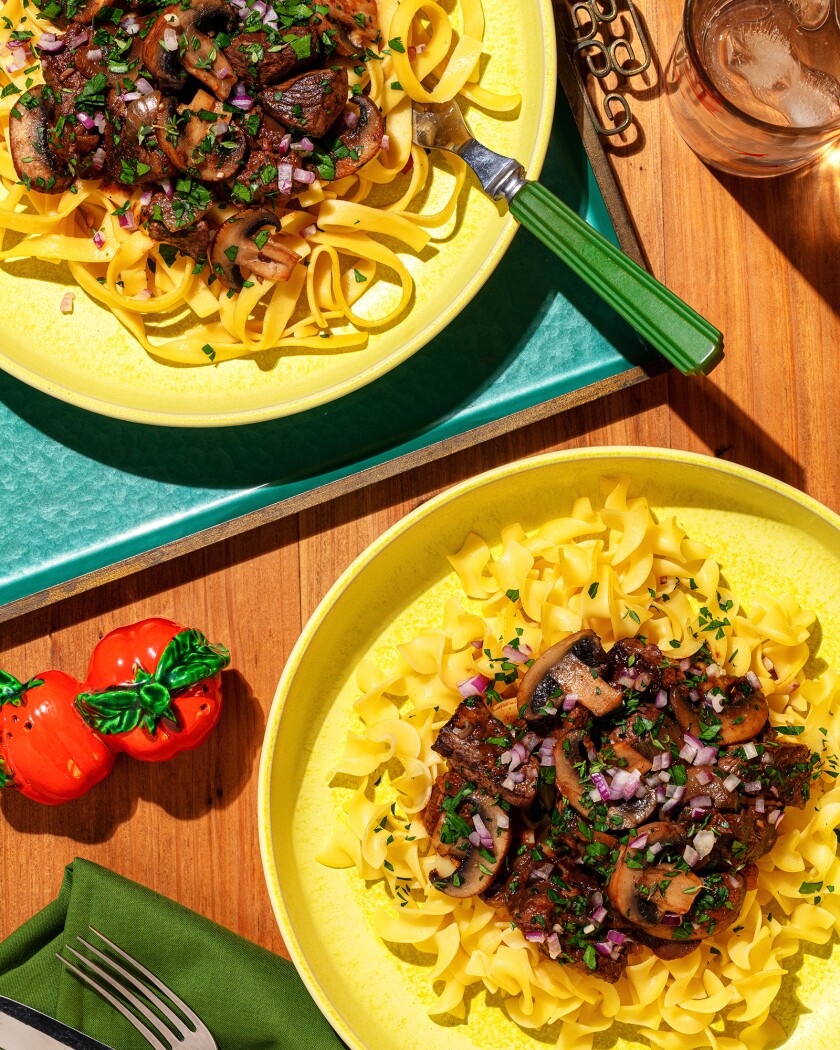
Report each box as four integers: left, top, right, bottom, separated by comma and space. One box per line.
56, 928, 218, 1050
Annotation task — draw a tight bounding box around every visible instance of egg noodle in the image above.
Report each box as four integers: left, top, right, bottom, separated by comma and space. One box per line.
0, 0, 519, 364
319, 479, 840, 1050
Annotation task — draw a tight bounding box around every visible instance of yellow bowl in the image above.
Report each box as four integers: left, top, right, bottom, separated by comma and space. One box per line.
259, 447, 840, 1050
0, 0, 556, 427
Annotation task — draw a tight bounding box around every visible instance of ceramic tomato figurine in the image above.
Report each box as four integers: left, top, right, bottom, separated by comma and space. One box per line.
77, 618, 230, 762
0, 670, 116, 804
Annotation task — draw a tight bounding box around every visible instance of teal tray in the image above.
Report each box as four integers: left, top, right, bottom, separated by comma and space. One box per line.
0, 88, 660, 622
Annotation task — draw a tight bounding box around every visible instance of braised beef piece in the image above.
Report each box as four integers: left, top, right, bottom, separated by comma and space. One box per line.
237, 148, 300, 205
223, 26, 320, 87
607, 638, 676, 691
681, 765, 740, 811
759, 740, 815, 806
147, 218, 211, 259
422, 770, 472, 857
40, 25, 91, 90
258, 66, 348, 138
432, 700, 538, 807
680, 808, 777, 866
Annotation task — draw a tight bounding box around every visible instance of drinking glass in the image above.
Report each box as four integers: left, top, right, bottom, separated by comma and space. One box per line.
666, 0, 840, 175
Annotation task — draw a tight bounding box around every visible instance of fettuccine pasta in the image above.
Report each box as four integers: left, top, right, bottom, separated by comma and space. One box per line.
319, 479, 840, 1050
0, 0, 519, 364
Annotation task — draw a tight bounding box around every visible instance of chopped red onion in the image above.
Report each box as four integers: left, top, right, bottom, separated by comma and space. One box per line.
472, 813, 493, 850
762, 752, 773, 766
594, 942, 614, 957
589, 788, 602, 803
521, 731, 540, 753
500, 750, 512, 767
217, 65, 232, 79
562, 693, 578, 712
212, 120, 229, 136
525, 930, 545, 943
665, 783, 685, 800
658, 770, 672, 783
343, 109, 359, 128
76, 111, 96, 131
590, 771, 611, 802
660, 796, 679, 815
118, 210, 136, 230
655, 689, 668, 708
546, 932, 562, 959
496, 811, 509, 829
468, 830, 481, 848
93, 112, 106, 134
503, 644, 530, 664
690, 794, 712, 810
532, 862, 554, 881
651, 751, 672, 772
655, 786, 667, 805
301, 223, 317, 238
769, 810, 783, 827
694, 745, 718, 765
706, 663, 722, 678
742, 742, 758, 760
37, 33, 65, 52
457, 674, 490, 698
381, 134, 390, 150
59, 291, 75, 314
755, 797, 765, 813
723, 774, 741, 793
693, 829, 716, 858
85, 47, 102, 61
679, 743, 698, 764
120, 91, 142, 102
679, 658, 692, 671
684, 732, 704, 750
628, 833, 648, 849
746, 671, 762, 691
662, 912, 681, 925
606, 929, 626, 944
615, 674, 637, 689
134, 76, 153, 94
706, 690, 725, 714
92, 230, 105, 249
695, 769, 711, 785
507, 770, 525, 784
649, 841, 662, 854
683, 844, 700, 866
91, 147, 106, 171
140, 189, 153, 207
161, 177, 174, 199
162, 28, 178, 51
743, 780, 762, 794
590, 905, 608, 924
610, 768, 641, 801
121, 16, 140, 34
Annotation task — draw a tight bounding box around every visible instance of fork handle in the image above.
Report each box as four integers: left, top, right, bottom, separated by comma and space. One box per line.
509, 181, 723, 376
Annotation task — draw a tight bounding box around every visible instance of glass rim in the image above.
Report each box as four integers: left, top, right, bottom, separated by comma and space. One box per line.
682, 0, 840, 136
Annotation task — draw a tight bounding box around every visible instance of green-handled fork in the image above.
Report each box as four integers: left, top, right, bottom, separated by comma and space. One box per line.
412, 100, 723, 376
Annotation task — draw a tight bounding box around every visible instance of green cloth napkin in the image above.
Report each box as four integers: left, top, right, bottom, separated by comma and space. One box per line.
0, 858, 345, 1050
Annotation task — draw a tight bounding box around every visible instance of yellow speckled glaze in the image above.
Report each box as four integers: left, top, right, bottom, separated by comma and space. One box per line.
0, 0, 555, 428
258, 447, 840, 1050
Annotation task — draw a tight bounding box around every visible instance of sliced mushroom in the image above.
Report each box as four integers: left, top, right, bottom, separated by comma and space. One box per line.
429, 789, 512, 898
8, 86, 73, 194
223, 26, 321, 88
670, 675, 768, 745
104, 90, 174, 184
554, 728, 657, 830
331, 95, 384, 179
143, 0, 237, 98
210, 208, 300, 291
608, 739, 652, 774
258, 66, 348, 138
607, 821, 747, 940
608, 703, 684, 761
519, 630, 623, 720
312, 0, 379, 57
156, 91, 246, 181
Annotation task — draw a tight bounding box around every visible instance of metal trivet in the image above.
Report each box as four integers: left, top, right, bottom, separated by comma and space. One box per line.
557, 0, 653, 136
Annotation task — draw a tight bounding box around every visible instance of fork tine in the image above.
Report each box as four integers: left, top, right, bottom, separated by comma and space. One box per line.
64, 943, 183, 1047
55, 952, 169, 1050
88, 926, 203, 1029
76, 934, 190, 1033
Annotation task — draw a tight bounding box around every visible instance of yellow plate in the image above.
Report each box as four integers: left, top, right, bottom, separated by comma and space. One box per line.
259, 447, 840, 1050
0, 1, 555, 428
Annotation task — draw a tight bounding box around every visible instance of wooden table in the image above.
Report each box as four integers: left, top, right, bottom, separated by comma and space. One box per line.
1, 0, 838, 958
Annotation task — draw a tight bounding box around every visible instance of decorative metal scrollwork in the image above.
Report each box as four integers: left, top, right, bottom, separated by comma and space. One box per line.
558, 0, 652, 136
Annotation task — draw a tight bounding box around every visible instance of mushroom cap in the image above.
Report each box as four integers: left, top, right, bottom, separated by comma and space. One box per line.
518, 630, 623, 720
332, 95, 384, 179
209, 208, 300, 290
669, 678, 768, 745
155, 92, 246, 181
8, 86, 73, 194
143, 0, 237, 97
607, 821, 746, 941
553, 728, 657, 831
430, 789, 512, 898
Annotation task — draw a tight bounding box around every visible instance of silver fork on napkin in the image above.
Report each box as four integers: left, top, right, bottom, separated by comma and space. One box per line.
56, 928, 217, 1050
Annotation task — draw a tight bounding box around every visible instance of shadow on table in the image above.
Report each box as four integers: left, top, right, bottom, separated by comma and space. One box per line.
0, 669, 262, 842
711, 150, 840, 311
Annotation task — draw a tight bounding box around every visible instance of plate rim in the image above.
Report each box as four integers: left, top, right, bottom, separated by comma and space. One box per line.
0, 0, 558, 429
257, 445, 840, 1049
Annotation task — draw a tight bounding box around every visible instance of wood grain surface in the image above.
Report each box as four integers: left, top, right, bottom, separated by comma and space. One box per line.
1, 0, 838, 963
